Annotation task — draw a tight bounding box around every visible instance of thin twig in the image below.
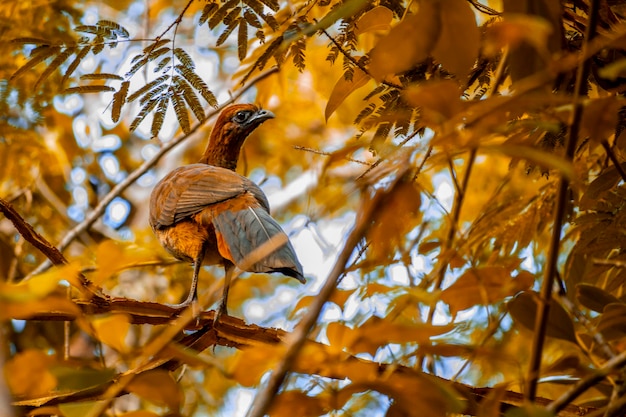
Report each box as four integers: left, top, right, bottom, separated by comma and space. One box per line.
245, 171, 407, 417
526, 0, 599, 401
27, 67, 280, 278
601, 140, 626, 182
293, 145, 372, 165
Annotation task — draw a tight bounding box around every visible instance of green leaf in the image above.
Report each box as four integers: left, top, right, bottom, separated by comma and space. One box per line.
173, 48, 194, 69
173, 76, 205, 122
174, 65, 217, 107
130, 97, 162, 132
127, 75, 169, 102
96, 20, 130, 38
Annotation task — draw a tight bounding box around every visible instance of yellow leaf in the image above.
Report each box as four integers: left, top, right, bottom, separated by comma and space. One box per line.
0, 263, 80, 302
580, 97, 621, 142
126, 369, 182, 410
441, 266, 534, 314
354, 6, 393, 35
369, 2, 441, 81
118, 412, 161, 417
94, 240, 158, 285
269, 391, 327, 417
403, 80, 465, 127
484, 14, 553, 57
91, 314, 131, 353
325, 66, 370, 122
4, 349, 57, 398
230, 344, 285, 386
1, 296, 81, 320
432, 0, 480, 80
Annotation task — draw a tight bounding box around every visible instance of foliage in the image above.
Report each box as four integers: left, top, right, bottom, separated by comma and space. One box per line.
2, 0, 626, 416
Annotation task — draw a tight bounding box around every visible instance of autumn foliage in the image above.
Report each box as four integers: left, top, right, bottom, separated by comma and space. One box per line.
1, 0, 626, 416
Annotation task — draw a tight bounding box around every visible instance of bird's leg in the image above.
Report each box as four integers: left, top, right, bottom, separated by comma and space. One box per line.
166, 252, 203, 310
214, 260, 234, 325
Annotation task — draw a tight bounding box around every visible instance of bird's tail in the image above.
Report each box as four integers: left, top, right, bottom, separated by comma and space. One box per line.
212, 207, 305, 283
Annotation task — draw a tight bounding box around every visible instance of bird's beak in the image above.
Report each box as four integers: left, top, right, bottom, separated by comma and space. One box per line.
248, 109, 275, 125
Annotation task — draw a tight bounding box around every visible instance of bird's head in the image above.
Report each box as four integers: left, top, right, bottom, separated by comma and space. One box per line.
200, 104, 275, 169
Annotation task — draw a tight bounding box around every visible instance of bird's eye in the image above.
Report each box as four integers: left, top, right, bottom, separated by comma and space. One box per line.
233, 111, 251, 123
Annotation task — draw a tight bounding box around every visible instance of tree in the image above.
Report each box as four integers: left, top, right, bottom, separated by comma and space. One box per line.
1, 0, 625, 416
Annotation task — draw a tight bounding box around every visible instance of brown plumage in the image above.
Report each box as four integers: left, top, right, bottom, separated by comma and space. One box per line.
149, 104, 305, 319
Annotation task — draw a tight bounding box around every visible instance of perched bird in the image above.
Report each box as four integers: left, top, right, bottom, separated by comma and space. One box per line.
149, 104, 305, 320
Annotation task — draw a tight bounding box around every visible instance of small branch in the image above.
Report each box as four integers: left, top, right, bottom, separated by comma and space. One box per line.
27, 67, 280, 278
526, 0, 600, 401
293, 145, 373, 165
601, 140, 626, 182
245, 171, 407, 417
548, 349, 626, 414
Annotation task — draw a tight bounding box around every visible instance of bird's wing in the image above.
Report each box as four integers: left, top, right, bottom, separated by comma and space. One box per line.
212, 206, 305, 283
150, 164, 270, 229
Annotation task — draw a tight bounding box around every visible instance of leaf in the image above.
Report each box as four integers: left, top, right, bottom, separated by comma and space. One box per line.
238, 18, 248, 60
327, 316, 454, 356
11, 37, 51, 45
151, 94, 169, 137
441, 267, 534, 314
91, 314, 131, 353
0, 263, 80, 302
96, 20, 130, 38
403, 80, 465, 127
369, 3, 441, 81
209, 0, 239, 29
216, 18, 240, 47
243, 8, 262, 28
579, 163, 626, 210
598, 303, 626, 340
199, 3, 219, 25
325, 66, 370, 122
62, 45, 91, 84
171, 88, 190, 133
173, 47, 194, 69
111, 80, 129, 123
174, 65, 217, 107
126, 370, 182, 410
431, 0, 479, 80
80, 73, 124, 80
508, 291, 577, 344
130, 97, 162, 132
173, 76, 205, 122
354, 6, 393, 35
580, 97, 621, 142
4, 350, 57, 398
258, 0, 279, 12
11, 45, 60, 81
231, 344, 285, 386
64, 85, 115, 94
576, 283, 622, 313
127, 74, 169, 102
269, 391, 326, 417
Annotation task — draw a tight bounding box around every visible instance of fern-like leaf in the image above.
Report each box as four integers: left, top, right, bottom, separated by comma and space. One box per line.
11, 46, 60, 81
11, 38, 51, 45
139, 83, 168, 105
127, 75, 169, 102
243, 0, 279, 30
64, 85, 115, 94
140, 39, 171, 57
151, 95, 169, 137
289, 39, 306, 72
62, 45, 91, 84
75, 25, 110, 37
259, 0, 279, 12
241, 35, 283, 84
209, 0, 239, 29
80, 73, 124, 80
173, 65, 217, 107
97, 20, 130, 38
154, 56, 172, 73
173, 75, 205, 122
238, 18, 248, 61
216, 18, 240, 47
173, 48, 194, 69
130, 96, 161, 132
126, 47, 170, 77
199, 2, 219, 25
92, 36, 106, 55
224, 6, 242, 26
35, 47, 75, 88
170, 87, 190, 133
111, 80, 130, 123
243, 9, 262, 28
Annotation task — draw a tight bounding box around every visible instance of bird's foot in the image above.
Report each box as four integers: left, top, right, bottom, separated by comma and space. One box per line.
213, 304, 228, 328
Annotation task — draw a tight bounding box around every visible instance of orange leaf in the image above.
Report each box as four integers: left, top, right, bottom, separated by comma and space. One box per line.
126, 369, 182, 410
4, 349, 57, 398
354, 6, 393, 35
325, 66, 370, 122
432, 0, 480, 80
369, 3, 441, 81
91, 314, 131, 353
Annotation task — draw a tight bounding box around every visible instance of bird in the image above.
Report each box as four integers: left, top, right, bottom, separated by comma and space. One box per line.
149, 104, 305, 321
